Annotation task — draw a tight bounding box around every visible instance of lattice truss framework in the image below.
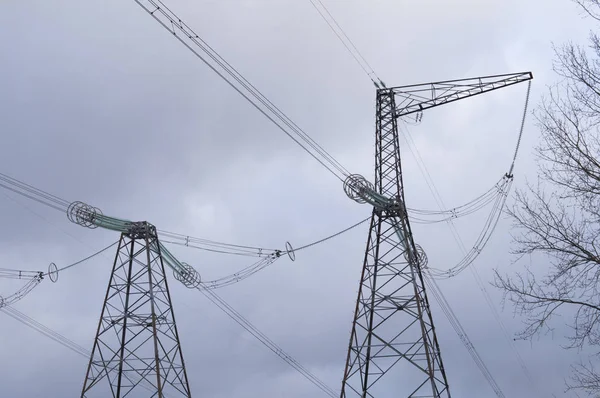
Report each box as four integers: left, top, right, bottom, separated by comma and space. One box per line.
341, 91, 450, 398
81, 222, 191, 398
391, 72, 532, 117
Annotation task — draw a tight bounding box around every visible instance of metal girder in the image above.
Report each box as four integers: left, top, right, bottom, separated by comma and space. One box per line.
81, 222, 192, 398
386, 72, 533, 118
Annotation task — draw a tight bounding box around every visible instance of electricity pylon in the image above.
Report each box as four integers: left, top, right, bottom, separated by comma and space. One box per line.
341, 72, 533, 398
80, 221, 192, 398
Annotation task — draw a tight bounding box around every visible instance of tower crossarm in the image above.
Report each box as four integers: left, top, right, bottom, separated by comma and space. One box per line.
66, 201, 202, 288
387, 72, 533, 118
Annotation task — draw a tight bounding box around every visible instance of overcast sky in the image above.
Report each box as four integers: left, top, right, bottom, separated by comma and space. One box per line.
0, 0, 595, 397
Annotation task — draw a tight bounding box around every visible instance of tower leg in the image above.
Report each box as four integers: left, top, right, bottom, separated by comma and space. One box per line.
81, 222, 192, 398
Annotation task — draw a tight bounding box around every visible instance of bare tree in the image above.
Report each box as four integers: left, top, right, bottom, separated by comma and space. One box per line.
494, 0, 600, 395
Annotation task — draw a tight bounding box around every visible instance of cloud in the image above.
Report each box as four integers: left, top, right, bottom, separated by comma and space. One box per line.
0, 0, 594, 397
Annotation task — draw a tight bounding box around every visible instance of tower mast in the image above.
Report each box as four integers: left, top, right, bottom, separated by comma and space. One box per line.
341, 72, 533, 397
81, 221, 192, 398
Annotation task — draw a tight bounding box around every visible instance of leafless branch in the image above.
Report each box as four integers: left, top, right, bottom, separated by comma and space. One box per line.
498, 0, 600, 394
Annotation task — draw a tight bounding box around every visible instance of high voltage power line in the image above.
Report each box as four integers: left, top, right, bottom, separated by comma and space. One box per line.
0, 171, 368, 396
1, 306, 175, 396
425, 278, 506, 397
2, 253, 340, 397
130, 0, 531, 284
0, 1, 540, 397
0, 169, 369, 293
0, 230, 340, 396
2, 306, 91, 357
3, 299, 338, 397
0, 170, 370, 297
134, 0, 350, 182
305, 1, 539, 396
0, 170, 366, 265
198, 288, 339, 397
308, 0, 384, 88
2, 246, 341, 396
398, 88, 541, 395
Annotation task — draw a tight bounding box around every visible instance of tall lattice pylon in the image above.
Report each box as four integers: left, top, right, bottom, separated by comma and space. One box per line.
81, 221, 192, 398
340, 72, 533, 398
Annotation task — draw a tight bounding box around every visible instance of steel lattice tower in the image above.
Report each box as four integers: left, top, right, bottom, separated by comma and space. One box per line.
340, 72, 533, 398
81, 221, 192, 398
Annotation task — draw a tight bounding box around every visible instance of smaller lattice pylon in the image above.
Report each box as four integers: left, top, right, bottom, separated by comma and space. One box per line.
81, 221, 192, 398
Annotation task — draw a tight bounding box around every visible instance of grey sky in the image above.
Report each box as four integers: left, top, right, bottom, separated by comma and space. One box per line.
0, 0, 594, 397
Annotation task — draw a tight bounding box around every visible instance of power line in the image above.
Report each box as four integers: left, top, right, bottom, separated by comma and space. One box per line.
508, 81, 532, 177
306, 2, 533, 388
0, 275, 43, 309
45, 240, 119, 276
168, 216, 371, 289
163, 216, 370, 257
133, 0, 350, 182
425, 277, 506, 397
407, 177, 504, 220
0, 241, 119, 308
169, 216, 370, 289
2, 306, 90, 356
197, 287, 339, 397
0, 243, 119, 280
0, 172, 70, 208
0, 306, 169, 396
0, 173, 266, 258
292, 215, 370, 252
0, 171, 369, 291
398, 85, 540, 395
308, 0, 383, 87
153, 239, 266, 257
201, 256, 279, 289
1, 250, 337, 396
0, 171, 338, 395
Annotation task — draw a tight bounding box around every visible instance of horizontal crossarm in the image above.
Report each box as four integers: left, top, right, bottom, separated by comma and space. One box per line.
387, 72, 533, 118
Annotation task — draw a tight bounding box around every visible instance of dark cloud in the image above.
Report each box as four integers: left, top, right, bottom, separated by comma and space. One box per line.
0, 0, 594, 397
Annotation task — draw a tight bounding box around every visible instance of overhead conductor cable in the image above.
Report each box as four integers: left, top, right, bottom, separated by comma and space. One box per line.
135, 0, 350, 182
0, 173, 345, 396
308, 0, 384, 87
